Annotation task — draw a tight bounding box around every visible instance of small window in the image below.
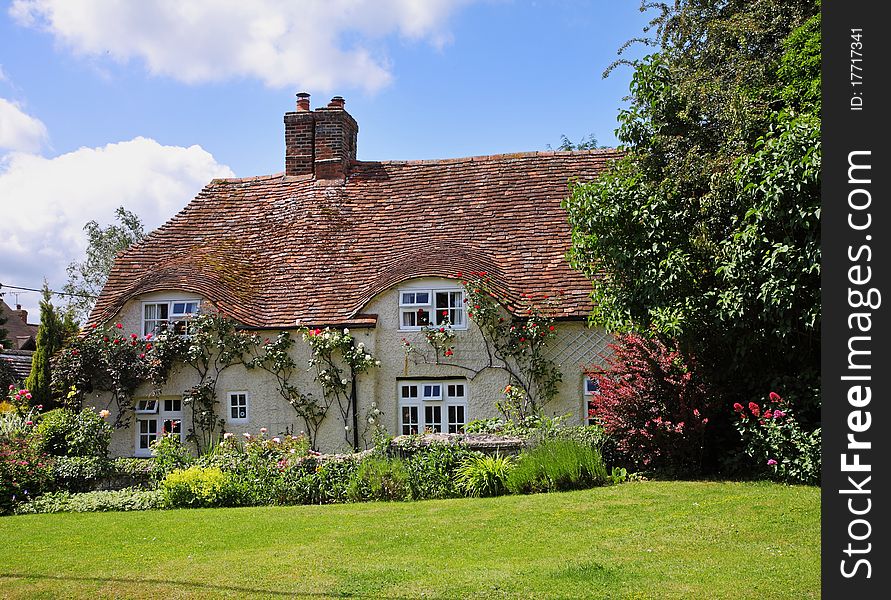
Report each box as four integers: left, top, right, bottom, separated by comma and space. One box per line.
401, 405, 419, 435
162, 419, 182, 436
228, 392, 249, 423
136, 419, 158, 455
142, 299, 200, 336
422, 384, 442, 400
401, 385, 418, 399
447, 384, 465, 398
135, 399, 158, 414
163, 399, 182, 413
399, 288, 465, 331
448, 405, 466, 434
424, 405, 442, 433
584, 376, 600, 425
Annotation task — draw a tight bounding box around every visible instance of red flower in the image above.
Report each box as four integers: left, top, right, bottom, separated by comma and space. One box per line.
456, 271, 463, 278
764, 410, 773, 419
442, 310, 448, 317
769, 391, 782, 403
439, 327, 445, 333
733, 403, 744, 412
91, 323, 98, 329
103, 336, 109, 342
130, 333, 137, 339
115, 323, 123, 329
519, 337, 526, 343
548, 325, 555, 331
139, 353, 145, 359
444, 348, 453, 357
748, 402, 760, 417
474, 305, 480, 310
145, 343, 153, 350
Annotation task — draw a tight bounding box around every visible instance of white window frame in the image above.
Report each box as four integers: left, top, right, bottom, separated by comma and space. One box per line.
584, 376, 600, 426
142, 299, 201, 337
227, 391, 250, 424
398, 288, 466, 331
134, 397, 185, 457
398, 380, 468, 434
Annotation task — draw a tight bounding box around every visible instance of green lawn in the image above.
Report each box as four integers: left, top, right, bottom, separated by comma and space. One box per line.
0, 481, 819, 599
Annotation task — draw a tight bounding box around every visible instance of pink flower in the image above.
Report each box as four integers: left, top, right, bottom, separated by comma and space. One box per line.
767, 459, 778, 466
223, 432, 234, 439
769, 392, 782, 403
260, 427, 268, 434
99, 410, 110, 419
25, 421, 33, 426
272, 437, 281, 443
772, 409, 786, 419
242, 432, 251, 439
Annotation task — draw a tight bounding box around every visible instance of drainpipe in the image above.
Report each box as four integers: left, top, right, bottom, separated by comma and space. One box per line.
351, 368, 360, 451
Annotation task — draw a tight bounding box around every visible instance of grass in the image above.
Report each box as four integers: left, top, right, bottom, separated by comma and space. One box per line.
0, 481, 819, 599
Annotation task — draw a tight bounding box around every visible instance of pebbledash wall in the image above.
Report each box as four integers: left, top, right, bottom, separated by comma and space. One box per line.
97, 278, 611, 457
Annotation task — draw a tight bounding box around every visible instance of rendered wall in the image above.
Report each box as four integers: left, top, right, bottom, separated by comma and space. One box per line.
101, 278, 612, 456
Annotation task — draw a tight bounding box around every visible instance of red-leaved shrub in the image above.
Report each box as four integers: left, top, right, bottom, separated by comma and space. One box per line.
586, 334, 714, 475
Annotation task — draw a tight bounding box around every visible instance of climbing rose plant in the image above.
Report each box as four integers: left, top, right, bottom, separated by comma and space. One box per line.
459, 271, 562, 420
301, 327, 379, 449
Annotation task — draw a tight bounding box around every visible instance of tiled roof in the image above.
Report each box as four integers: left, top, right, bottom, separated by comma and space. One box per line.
90, 150, 620, 329
0, 300, 38, 350
0, 350, 33, 381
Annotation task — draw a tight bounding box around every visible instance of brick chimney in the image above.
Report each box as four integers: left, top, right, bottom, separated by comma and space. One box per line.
14, 305, 28, 323
284, 93, 358, 180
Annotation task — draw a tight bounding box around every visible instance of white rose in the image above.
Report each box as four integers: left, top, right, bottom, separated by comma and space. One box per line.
343, 328, 350, 335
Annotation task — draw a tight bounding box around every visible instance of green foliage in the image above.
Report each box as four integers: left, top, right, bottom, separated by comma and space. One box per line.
25, 285, 66, 409
32, 407, 111, 457
160, 466, 241, 508
47, 456, 153, 494
404, 442, 474, 500
505, 438, 608, 494
347, 456, 410, 502
456, 453, 514, 497
564, 1, 821, 429
15, 488, 162, 514
0, 303, 10, 351
63, 206, 146, 324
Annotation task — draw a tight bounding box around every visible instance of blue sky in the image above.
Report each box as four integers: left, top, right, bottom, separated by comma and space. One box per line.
0, 0, 654, 322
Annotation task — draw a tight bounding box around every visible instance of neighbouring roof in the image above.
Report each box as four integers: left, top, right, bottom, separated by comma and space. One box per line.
90, 150, 620, 329
0, 349, 33, 381
0, 300, 38, 350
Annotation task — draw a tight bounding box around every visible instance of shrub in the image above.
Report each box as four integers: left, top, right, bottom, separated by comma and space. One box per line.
151, 433, 194, 480
0, 434, 53, 513
505, 438, 608, 494
734, 391, 821, 485
160, 466, 240, 508
405, 443, 474, 500
587, 334, 714, 475
32, 407, 111, 457
347, 457, 410, 502
51, 456, 111, 493
456, 453, 514, 497
15, 488, 163, 514
315, 457, 360, 504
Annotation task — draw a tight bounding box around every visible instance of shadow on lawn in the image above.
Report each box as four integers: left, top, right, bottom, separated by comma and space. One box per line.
0, 573, 421, 599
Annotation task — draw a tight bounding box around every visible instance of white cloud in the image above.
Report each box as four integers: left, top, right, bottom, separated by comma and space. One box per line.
9, 0, 475, 93
0, 97, 49, 153
0, 137, 234, 319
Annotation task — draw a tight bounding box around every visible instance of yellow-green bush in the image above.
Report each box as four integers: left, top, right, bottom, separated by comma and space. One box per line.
159, 466, 238, 508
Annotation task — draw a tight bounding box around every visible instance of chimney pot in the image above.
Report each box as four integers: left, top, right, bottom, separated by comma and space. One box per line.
328, 96, 345, 109
296, 92, 311, 112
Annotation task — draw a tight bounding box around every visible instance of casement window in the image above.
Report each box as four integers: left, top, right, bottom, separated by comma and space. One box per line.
399, 380, 467, 434
399, 289, 465, 330
584, 376, 600, 426
142, 299, 200, 336
227, 391, 249, 424
135, 397, 185, 457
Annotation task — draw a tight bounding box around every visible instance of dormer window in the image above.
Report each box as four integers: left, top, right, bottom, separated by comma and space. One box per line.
143, 299, 200, 336
399, 289, 465, 330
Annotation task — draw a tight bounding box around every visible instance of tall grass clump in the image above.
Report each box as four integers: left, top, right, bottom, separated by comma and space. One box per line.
506, 438, 608, 494
456, 453, 514, 497
346, 456, 410, 502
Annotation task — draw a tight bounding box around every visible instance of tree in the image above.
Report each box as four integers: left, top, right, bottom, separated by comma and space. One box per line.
24, 285, 67, 408
63, 207, 145, 324
548, 133, 599, 151
564, 2, 821, 419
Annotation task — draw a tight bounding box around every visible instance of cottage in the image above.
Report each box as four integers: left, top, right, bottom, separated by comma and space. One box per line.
89, 94, 619, 456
